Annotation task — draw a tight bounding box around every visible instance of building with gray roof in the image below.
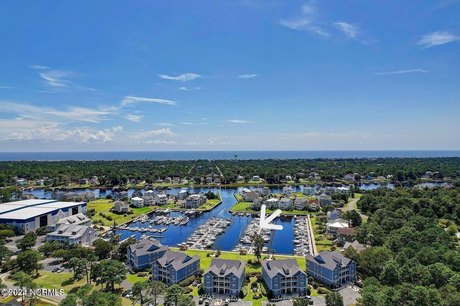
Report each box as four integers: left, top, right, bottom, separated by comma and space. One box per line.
128, 238, 169, 271
203, 259, 246, 297
0, 199, 87, 233
306, 251, 356, 288
48, 213, 91, 231
46, 224, 96, 245
261, 259, 307, 297
152, 251, 200, 284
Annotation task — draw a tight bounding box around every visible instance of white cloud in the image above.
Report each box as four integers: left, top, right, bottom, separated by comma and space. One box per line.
145, 140, 177, 145
39, 70, 73, 88
159, 73, 201, 82
238, 74, 258, 79
130, 128, 174, 139
417, 31, 459, 48
157, 122, 174, 127
124, 114, 143, 123
179, 86, 202, 91
334, 22, 358, 39
227, 119, 253, 124
30, 65, 49, 70
375, 69, 429, 75
279, 1, 330, 37
44, 107, 111, 123
122, 96, 176, 106
181, 122, 195, 125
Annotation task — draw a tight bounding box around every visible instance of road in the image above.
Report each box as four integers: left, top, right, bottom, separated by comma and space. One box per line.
307, 214, 318, 256
343, 196, 368, 222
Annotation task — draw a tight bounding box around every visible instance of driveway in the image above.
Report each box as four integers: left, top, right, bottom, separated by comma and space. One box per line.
338, 286, 361, 306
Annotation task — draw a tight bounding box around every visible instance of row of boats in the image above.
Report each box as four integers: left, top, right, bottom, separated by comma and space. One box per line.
151, 215, 190, 226
180, 217, 231, 250
293, 216, 312, 256
119, 225, 168, 233
233, 218, 271, 254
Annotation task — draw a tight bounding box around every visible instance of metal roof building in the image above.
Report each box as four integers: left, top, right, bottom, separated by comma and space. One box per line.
0, 199, 87, 233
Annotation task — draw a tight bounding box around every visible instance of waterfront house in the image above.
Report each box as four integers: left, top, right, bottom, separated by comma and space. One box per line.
114, 191, 128, 200
152, 251, 200, 284
15, 178, 28, 186
113, 200, 130, 213
260, 187, 271, 196
48, 213, 90, 231
241, 188, 258, 202
79, 178, 89, 185
155, 194, 168, 206
326, 218, 349, 236
306, 251, 356, 288
318, 193, 332, 206
145, 190, 155, 197
35, 179, 44, 186
203, 259, 246, 297
279, 197, 293, 210
262, 259, 307, 296
185, 194, 207, 208
47, 224, 97, 245
236, 175, 245, 182
293, 198, 308, 210
252, 175, 261, 182
303, 186, 316, 196
173, 177, 180, 184
143, 195, 156, 206
343, 174, 354, 182
130, 197, 144, 208
252, 197, 263, 210
282, 186, 292, 196
285, 175, 293, 181
264, 198, 279, 209
178, 189, 188, 200
128, 238, 169, 271
307, 199, 320, 211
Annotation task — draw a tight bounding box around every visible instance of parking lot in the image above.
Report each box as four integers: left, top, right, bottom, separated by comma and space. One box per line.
193, 297, 252, 306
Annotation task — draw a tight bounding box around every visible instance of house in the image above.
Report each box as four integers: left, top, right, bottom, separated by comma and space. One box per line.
303, 186, 316, 196
262, 259, 307, 296
324, 187, 336, 195
172, 177, 180, 184
327, 209, 342, 221
185, 194, 207, 208
155, 194, 168, 206
326, 218, 349, 236
47, 224, 97, 245
15, 178, 28, 186
214, 178, 222, 184
145, 190, 155, 197
128, 239, 169, 271
306, 251, 356, 288
178, 189, 188, 200
48, 213, 91, 231
342, 240, 368, 254
114, 191, 128, 200
164, 177, 172, 183
236, 175, 245, 182
318, 193, 332, 206
264, 198, 279, 209
130, 197, 144, 208
152, 251, 200, 284
79, 178, 89, 185
282, 186, 292, 196
143, 196, 156, 206
260, 187, 271, 196
293, 198, 308, 210
113, 200, 130, 213
337, 228, 355, 245
252, 176, 261, 182
252, 197, 263, 210
206, 177, 213, 184
241, 188, 258, 202
307, 199, 320, 212
203, 259, 246, 297
279, 198, 292, 210
35, 179, 44, 186
343, 174, 354, 182
89, 176, 98, 184
285, 175, 293, 181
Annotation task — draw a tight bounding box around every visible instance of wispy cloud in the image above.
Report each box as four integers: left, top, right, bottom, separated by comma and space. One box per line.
181, 122, 195, 126
417, 31, 459, 48
39, 70, 74, 88
157, 122, 174, 127
30, 65, 49, 70
334, 22, 358, 39
279, 1, 330, 37
159, 73, 201, 82
122, 96, 177, 106
179, 86, 202, 91
375, 69, 429, 75
130, 128, 174, 139
227, 119, 253, 124
124, 114, 143, 123
238, 74, 258, 79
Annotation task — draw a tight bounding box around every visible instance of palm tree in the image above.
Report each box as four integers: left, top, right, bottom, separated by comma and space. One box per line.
165, 284, 184, 306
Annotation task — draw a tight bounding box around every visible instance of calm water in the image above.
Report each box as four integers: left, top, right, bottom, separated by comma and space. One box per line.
1, 150, 460, 161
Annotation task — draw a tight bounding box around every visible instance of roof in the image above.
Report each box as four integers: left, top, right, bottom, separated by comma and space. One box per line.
205, 259, 245, 278
131, 197, 143, 201
338, 227, 355, 236
327, 219, 349, 228
156, 251, 199, 270
343, 240, 368, 253
47, 224, 93, 238
262, 259, 305, 278
306, 251, 353, 271
129, 239, 168, 256
56, 213, 90, 225
0, 200, 85, 220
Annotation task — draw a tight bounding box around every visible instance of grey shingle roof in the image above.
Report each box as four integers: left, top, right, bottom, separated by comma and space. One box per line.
306, 251, 353, 270
156, 251, 199, 270
262, 259, 305, 278
129, 239, 168, 257
205, 259, 245, 278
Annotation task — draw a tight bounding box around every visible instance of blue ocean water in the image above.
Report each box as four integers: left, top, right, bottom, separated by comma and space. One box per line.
0, 150, 459, 161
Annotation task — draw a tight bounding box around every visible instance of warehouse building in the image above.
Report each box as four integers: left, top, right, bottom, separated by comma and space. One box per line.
0, 199, 87, 233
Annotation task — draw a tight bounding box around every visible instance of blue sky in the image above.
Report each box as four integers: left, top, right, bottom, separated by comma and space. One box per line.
0, 0, 459, 151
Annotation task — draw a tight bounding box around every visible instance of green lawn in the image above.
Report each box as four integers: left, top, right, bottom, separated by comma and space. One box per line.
243, 276, 267, 306
126, 273, 149, 284
34, 270, 87, 293
88, 199, 155, 226
229, 202, 308, 216
310, 215, 334, 252
197, 199, 222, 211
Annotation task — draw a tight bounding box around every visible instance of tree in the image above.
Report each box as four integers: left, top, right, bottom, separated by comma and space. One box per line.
12, 272, 35, 306
113, 236, 136, 261
85, 253, 98, 285
325, 291, 344, 306
380, 260, 400, 286
16, 232, 37, 251
69, 257, 87, 281
358, 247, 391, 277
131, 281, 148, 306
165, 284, 185, 306
93, 238, 113, 259
0, 244, 12, 263
293, 297, 311, 306
91, 259, 127, 291
252, 233, 265, 263
146, 280, 167, 306
16, 249, 42, 275
342, 210, 362, 227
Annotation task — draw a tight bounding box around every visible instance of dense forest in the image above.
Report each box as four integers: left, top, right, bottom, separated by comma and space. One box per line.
0, 157, 459, 187
352, 188, 460, 306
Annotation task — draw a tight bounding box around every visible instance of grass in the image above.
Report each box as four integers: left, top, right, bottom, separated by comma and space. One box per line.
126, 273, 149, 284
229, 202, 308, 216
243, 276, 267, 306
34, 270, 87, 293
197, 198, 222, 211
88, 199, 155, 226
310, 215, 334, 252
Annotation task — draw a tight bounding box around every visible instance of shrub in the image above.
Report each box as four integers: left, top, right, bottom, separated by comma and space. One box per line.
178, 275, 195, 287
183, 287, 192, 294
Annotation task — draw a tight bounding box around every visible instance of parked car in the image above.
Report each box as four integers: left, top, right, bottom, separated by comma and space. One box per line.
198, 297, 204, 304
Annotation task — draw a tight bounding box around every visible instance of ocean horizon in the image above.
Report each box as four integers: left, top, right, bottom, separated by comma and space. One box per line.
0, 150, 459, 161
